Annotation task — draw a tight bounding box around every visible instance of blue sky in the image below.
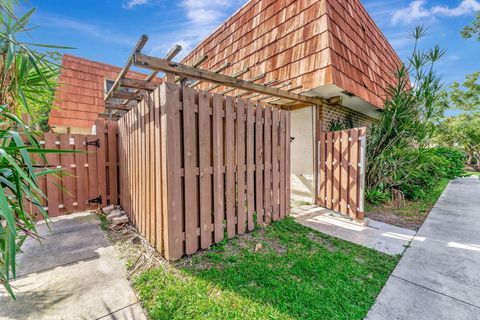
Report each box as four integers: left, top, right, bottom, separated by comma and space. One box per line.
21, 0, 479, 91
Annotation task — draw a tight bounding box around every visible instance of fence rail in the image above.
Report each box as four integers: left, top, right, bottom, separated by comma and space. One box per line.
317, 127, 366, 220
118, 82, 291, 260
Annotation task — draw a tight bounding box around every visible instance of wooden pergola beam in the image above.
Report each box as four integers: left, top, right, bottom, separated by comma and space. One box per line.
134, 53, 323, 104
176, 54, 208, 83
104, 35, 148, 102
220, 73, 266, 95
120, 78, 157, 91
234, 79, 279, 98
190, 62, 230, 88
205, 67, 249, 92
111, 91, 145, 101
105, 103, 134, 110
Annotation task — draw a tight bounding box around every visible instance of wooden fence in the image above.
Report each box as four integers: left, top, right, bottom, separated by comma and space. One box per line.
118, 82, 291, 260
32, 120, 119, 218
317, 127, 366, 220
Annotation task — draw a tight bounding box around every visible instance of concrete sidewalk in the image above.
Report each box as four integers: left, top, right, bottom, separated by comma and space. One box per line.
367, 176, 480, 320
292, 206, 415, 255
0, 212, 146, 320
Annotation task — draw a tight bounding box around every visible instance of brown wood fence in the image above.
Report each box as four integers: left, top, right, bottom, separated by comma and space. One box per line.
32, 120, 119, 218
118, 82, 291, 260
317, 127, 366, 220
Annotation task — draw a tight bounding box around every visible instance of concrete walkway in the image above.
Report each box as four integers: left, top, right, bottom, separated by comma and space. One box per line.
0, 212, 146, 320
367, 176, 480, 320
292, 206, 416, 255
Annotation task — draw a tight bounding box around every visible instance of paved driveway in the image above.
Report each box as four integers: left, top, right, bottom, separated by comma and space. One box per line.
367, 176, 480, 319
0, 212, 146, 320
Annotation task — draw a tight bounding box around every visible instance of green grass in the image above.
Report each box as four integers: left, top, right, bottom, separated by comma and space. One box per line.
469, 171, 480, 177
97, 212, 110, 230
133, 218, 399, 320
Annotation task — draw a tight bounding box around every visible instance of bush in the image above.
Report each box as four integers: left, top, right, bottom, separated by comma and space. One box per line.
431, 147, 466, 178
394, 147, 465, 200
365, 187, 390, 205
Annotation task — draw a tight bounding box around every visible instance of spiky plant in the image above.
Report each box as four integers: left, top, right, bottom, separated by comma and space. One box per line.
0, 0, 71, 297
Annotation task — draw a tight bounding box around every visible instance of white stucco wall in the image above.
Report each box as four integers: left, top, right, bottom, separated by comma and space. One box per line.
290, 106, 315, 203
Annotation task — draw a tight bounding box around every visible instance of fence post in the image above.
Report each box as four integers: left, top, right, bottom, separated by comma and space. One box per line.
358, 128, 367, 218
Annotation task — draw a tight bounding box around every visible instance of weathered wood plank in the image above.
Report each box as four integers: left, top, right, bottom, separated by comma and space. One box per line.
213, 93, 224, 243
348, 129, 359, 218
74, 134, 88, 212
263, 105, 272, 224
255, 103, 264, 224
271, 108, 280, 221
340, 130, 349, 215
246, 101, 255, 231
183, 86, 199, 254
333, 131, 341, 212
44, 133, 60, 217
236, 100, 247, 234
279, 110, 286, 219
198, 90, 212, 249
225, 96, 236, 238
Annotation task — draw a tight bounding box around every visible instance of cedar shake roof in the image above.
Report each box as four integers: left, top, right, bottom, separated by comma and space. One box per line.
181, 0, 402, 113
50, 54, 148, 129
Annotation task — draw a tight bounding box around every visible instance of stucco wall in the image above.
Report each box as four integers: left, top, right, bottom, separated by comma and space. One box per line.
290, 106, 316, 203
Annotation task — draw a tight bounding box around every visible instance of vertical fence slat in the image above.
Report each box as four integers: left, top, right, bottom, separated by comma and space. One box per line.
348, 129, 359, 218
148, 93, 156, 245
213, 94, 225, 243
325, 132, 333, 209
60, 134, 75, 214
246, 101, 255, 231
86, 134, 98, 210
199, 90, 212, 249
255, 103, 264, 224
340, 130, 349, 215
319, 132, 326, 207
225, 96, 236, 238
154, 88, 163, 253
236, 100, 246, 234
45, 133, 60, 217
74, 134, 88, 212
286, 111, 291, 216
161, 83, 183, 260
279, 110, 286, 219
271, 108, 280, 221
333, 131, 341, 212
183, 86, 198, 254
263, 105, 272, 224
96, 119, 107, 207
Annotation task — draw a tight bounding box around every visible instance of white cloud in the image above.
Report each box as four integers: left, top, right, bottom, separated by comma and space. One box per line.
123, 0, 149, 9
145, 0, 241, 60
392, 0, 480, 24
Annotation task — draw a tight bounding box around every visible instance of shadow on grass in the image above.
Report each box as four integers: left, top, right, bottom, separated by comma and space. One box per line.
134, 218, 399, 320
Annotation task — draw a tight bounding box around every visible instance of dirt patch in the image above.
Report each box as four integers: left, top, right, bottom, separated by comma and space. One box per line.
306, 232, 336, 252
365, 206, 428, 231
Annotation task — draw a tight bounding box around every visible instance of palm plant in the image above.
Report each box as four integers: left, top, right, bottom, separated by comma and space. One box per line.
0, 0, 71, 297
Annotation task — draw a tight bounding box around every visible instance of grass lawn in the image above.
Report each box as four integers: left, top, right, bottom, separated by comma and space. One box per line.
132, 218, 399, 320
365, 178, 450, 230
469, 171, 480, 176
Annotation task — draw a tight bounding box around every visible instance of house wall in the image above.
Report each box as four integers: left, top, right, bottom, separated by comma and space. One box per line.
290, 106, 315, 203
50, 55, 148, 133
321, 103, 377, 131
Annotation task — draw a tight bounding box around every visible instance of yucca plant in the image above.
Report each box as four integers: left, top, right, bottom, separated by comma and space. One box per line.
0, 0, 72, 297
366, 26, 446, 195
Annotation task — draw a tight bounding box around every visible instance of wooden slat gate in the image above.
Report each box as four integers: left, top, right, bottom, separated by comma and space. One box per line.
118, 82, 291, 260
33, 120, 119, 218
317, 127, 366, 220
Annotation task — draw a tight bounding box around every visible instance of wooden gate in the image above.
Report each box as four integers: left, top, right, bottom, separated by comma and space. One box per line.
33, 120, 119, 218
316, 127, 366, 220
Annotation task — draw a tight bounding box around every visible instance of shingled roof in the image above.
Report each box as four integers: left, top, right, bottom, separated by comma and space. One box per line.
181, 0, 402, 116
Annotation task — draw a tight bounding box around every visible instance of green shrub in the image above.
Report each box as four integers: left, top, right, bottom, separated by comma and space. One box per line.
365, 187, 390, 205
431, 146, 466, 178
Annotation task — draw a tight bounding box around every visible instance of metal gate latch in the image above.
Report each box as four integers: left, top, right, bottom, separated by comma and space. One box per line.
85, 139, 101, 148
